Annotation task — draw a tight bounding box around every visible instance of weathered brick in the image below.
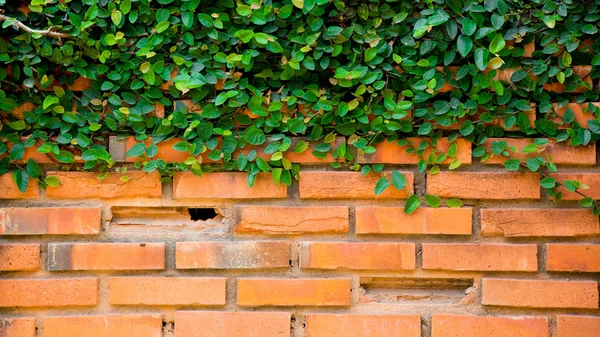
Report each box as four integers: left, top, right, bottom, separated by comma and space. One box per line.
48, 243, 165, 271
557, 315, 600, 337
550, 173, 600, 200
176, 241, 289, 269
358, 138, 472, 165
306, 314, 421, 337
482, 278, 599, 309
547, 244, 600, 272
355, 207, 472, 235
173, 172, 286, 199
0, 174, 38, 199
481, 209, 599, 237
0, 207, 101, 235
553, 103, 600, 129
46, 172, 162, 199
175, 311, 291, 337
44, 314, 162, 337
481, 138, 596, 165
0, 278, 97, 307
109, 277, 226, 306
237, 278, 351, 306
0, 244, 40, 271
300, 242, 415, 270
427, 172, 540, 199
236, 206, 349, 234
431, 314, 549, 337
0, 317, 36, 337
299, 171, 414, 199
422, 244, 537, 272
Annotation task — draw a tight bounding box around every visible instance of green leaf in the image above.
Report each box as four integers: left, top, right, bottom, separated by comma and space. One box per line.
540, 177, 556, 188
457, 34, 473, 57
391, 171, 407, 190
292, 0, 304, 9
26, 158, 40, 178
489, 34, 505, 54
12, 170, 29, 193
365, 48, 377, 62
374, 177, 391, 195
111, 10, 122, 26
44, 176, 60, 187
579, 197, 594, 208
446, 199, 463, 208
404, 194, 421, 214
503, 158, 521, 171
424, 194, 441, 208
127, 143, 146, 157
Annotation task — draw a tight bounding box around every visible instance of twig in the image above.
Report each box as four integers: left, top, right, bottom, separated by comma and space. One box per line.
0, 11, 70, 39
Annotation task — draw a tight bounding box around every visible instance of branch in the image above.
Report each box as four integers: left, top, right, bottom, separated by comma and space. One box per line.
0, 11, 70, 39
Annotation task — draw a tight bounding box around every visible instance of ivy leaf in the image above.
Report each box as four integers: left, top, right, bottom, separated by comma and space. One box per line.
503, 158, 521, 171
391, 171, 407, 190
404, 194, 421, 214
44, 176, 60, 187
446, 199, 463, 208
474, 48, 488, 71
374, 177, 391, 195
457, 34, 473, 57
540, 177, 556, 188
424, 194, 442, 208
26, 158, 40, 178
12, 170, 29, 193
126, 143, 146, 157
365, 48, 377, 62
292, 0, 304, 9
489, 34, 505, 54
111, 10, 122, 26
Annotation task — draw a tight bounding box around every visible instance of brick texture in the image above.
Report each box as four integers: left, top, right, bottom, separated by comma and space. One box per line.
358, 137, 472, 164
299, 171, 414, 199
175, 311, 291, 337
46, 172, 162, 199
48, 243, 165, 271
306, 314, 421, 337
43, 314, 162, 337
173, 172, 286, 199
546, 244, 600, 272
0, 174, 38, 199
236, 206, 349, 234
0, 244, 40, 271
422, 244, 538, 272
237, 278, 351, 306
0, 207, 101, 235
355, 207, 472, 235
557, 315, 600, 337
0, 317, 36, 337
481, 209, 599, 237
482, 138, 596, 165
427, 172, 540, 199
431, 314, 549, 337
0, 278, 98, 307
550, 173, 600, 200
300, 242, 415, 270
176, 241, 289, 269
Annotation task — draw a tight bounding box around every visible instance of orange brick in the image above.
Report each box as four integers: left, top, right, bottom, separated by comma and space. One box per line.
0, 317, 36, 337
299, 171, 414, 199
306, 314, 421, 337
0, 278, 97, 307
422, 244, 537, 272
46, 172, 162, 199
355, 207, 472, 235
481, 209, 599, 237
547, 244, 600, 272
0, 207, 101, 235
358, 138, 472, 165
427, 172, 540, 199
0, 244, 40, 271
7, 102, 35, 119
48, 243, 165, 271
557, 315, 600, 337
176, 241, 289, 269
300, 242, 415, 270
431, 314, 549, 337
236, 206, 349, 234
109, 277, 226, 306
173, 172, 286, 199
0, 174, 38, 199
552, 103, 600, 129
550, 173, 600, 200
175, 311, 291, 337
482, 278, 599, 309
543, 65, 592, 93
481, 138, 596, 165
237, 278, 351, 306
44, 314, 162, 337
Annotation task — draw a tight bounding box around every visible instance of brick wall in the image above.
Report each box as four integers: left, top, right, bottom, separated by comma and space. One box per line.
1, 136, 599, 337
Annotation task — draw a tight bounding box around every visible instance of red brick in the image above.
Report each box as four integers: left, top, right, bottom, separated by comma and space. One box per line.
481, 138, 596, 165
427, 172, 540, 200
355, 207, 472, 235
422, 244, 537, 272
236, 206, 349, 234
0, 244, 40, 271
481, 209, 599, 237
431, 314, 549, 337
553, 103, 600, 129
550, 173, 600, 200
0, 278, 97, 307
547, 244, 600, 272
358, 138, 472, 165
299, 171, 414, 199
44, 314, 162, 337
482, 278, 599, 309
300, 242, 415, 270
237, 278, 351, 306
0, 174, 38, 199
173, 172, 286, 199
109, 277, 226, 306
0, 207, 101, 235
306, 314, 421, 337
46, 172, 162, 199
175, 311, 291, 337
176, 241, 289, 269
48, 243, 164, 271
557, 315, 600, 337
0, 317, 36, 337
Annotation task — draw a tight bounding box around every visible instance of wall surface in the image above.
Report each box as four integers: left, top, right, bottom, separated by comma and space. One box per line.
1, 136, 599, 337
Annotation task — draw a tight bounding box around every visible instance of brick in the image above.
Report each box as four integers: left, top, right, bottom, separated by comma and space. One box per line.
237, 278, 351, 306
550, 173, 600, 200
0, 207, 101, 235
306, 314, 421, 337
0, 174, 38, 199
173, 172, 286, 199
0, 244, 40, 271
46, 172, 162, 199
300, 242, 415, 270
109, 277, 226, 306
0, 317, 36, 337
481, 209, 599, 237
176, 241, 289, 269
481, 138, 596, 165
236, 206, 349, 234
299, 171, 414, 199
552, 103, 600, 129
358, 138, 472, 165
427, 172, 540, 200
547, 244, 600, 272
175, 311, 291, 337
44, 314, 162, 337
422, 244, 537, 272
0, 278, 97, 307
482, 278, 599, 309
557, 315, 600, 337
431, 314, 549, 337
355, 207, 472, 235
48, 243, 165, 271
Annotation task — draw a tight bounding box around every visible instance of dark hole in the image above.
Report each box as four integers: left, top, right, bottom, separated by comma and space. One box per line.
188, 208, 218, 221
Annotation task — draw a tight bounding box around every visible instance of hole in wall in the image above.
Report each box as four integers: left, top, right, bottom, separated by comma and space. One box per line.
188, 208, 218, 221
110, 206, 225, 232
359, 277, 474, 304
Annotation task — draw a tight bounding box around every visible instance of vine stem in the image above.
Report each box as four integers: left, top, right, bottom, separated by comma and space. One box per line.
0, 11, 71, 39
